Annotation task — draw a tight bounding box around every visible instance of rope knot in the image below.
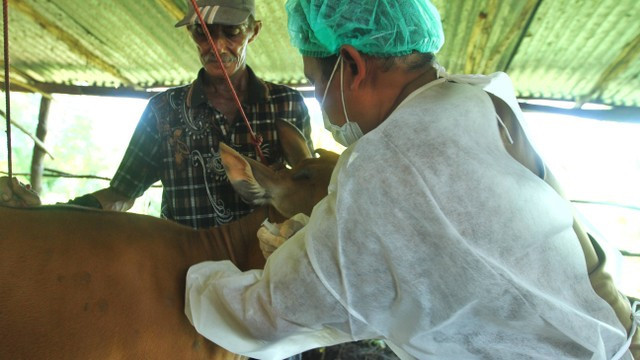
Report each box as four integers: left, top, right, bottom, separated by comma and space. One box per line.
253, 134, 263, 146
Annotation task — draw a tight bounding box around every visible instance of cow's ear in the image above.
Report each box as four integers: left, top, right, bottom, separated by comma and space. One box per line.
219, 143, 274, 205
276, 118, 312, 167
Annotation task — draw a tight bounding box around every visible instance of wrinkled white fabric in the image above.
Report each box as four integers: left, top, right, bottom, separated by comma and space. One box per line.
185, 78, 630, 359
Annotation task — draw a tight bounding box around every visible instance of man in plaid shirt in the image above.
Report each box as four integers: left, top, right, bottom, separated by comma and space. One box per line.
63, 0, 313, 229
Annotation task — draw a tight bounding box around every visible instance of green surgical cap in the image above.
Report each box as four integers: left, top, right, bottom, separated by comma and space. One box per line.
286, 0, 444, 57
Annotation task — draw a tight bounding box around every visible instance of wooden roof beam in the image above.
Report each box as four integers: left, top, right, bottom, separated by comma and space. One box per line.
0, 78, 51, 98
4, 81, 157, 99
463, 0, 499, 74
520, 102, 640, 123
0, 65, 52, 98
487, 0, 542, 72
576, 33, 640, 108
464, 0, 540, 74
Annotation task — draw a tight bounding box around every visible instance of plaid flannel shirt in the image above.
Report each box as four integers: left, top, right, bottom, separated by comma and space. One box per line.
111, 67, 312, 229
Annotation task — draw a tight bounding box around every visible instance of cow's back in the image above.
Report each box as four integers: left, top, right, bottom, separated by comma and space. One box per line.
0, 205, 247, 360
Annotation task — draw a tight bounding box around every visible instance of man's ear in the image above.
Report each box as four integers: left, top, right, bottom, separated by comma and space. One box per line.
248, 20, 262, 43
339, 45, 366, 90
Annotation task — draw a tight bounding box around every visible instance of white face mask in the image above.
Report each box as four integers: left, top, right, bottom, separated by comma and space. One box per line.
320, 55, 363, 147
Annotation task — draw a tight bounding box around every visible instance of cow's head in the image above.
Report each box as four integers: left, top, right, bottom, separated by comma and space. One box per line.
219, 136, 338, 218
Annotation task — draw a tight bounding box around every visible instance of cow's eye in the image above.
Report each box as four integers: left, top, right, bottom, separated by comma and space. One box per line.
292, 169, 312, 180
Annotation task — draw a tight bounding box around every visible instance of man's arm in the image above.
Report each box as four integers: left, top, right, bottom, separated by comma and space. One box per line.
88, 187, 135, 211
108, 100, 162, 204
59, 186, 135, 211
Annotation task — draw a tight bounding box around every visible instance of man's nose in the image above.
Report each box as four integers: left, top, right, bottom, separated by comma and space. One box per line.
193, 32, 222, 54
198, 37, 224, 56
205, 28, 227, 50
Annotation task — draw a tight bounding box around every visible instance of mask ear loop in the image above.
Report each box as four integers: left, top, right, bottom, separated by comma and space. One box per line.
339, 56, 351, 124
321, 55, 341, 107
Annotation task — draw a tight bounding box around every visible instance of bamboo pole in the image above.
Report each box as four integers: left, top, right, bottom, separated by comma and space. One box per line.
30, 96, 51, 193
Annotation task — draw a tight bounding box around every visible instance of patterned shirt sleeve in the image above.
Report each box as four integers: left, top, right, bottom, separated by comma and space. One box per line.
110, 101, 162, 199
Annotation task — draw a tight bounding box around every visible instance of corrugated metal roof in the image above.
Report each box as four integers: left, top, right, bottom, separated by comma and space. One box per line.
2, 0, 640, 107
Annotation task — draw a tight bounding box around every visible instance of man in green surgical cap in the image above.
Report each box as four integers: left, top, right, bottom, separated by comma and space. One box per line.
183, 0, 638, 358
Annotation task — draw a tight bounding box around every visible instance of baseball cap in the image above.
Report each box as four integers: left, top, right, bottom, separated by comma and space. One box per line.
175, 0, 255, 27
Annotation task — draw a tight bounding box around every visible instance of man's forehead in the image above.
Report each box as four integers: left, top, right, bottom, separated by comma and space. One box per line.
188, 21, 249, 29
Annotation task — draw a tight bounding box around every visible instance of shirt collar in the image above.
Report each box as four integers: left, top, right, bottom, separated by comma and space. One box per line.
188, 66, 269, 108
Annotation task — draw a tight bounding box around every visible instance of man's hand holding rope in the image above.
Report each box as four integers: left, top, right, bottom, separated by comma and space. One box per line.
0, 177, 41, 207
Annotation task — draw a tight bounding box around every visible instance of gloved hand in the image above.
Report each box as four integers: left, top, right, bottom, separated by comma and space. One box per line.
257, 213, 309, 259
0, 177, 42, 207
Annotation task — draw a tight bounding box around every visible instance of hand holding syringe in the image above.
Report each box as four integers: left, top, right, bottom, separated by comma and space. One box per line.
257, 215, 309, 259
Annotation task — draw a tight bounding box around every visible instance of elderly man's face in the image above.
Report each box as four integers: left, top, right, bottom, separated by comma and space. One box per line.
188, 20, 261, 79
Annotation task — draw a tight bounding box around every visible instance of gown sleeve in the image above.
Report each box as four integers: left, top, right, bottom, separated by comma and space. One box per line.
184, 199, 373, 359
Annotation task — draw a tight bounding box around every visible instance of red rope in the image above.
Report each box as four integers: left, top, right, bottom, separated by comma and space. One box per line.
187, 0, 266, 164
2, 0, 12, 180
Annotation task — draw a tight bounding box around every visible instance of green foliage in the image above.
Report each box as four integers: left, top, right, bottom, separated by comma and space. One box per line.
1, 92, 160, 215
0, 91, 41, 179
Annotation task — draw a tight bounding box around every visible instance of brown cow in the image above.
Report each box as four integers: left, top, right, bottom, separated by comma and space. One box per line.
0, 143, 338, 360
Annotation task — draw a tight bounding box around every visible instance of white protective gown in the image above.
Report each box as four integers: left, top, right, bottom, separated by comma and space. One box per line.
185, 77, 630, 359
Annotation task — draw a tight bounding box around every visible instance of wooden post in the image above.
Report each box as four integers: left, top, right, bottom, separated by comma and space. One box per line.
30, 96, 51, 194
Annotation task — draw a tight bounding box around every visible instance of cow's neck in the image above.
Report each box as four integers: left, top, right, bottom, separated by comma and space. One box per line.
196, 207, 274, 271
